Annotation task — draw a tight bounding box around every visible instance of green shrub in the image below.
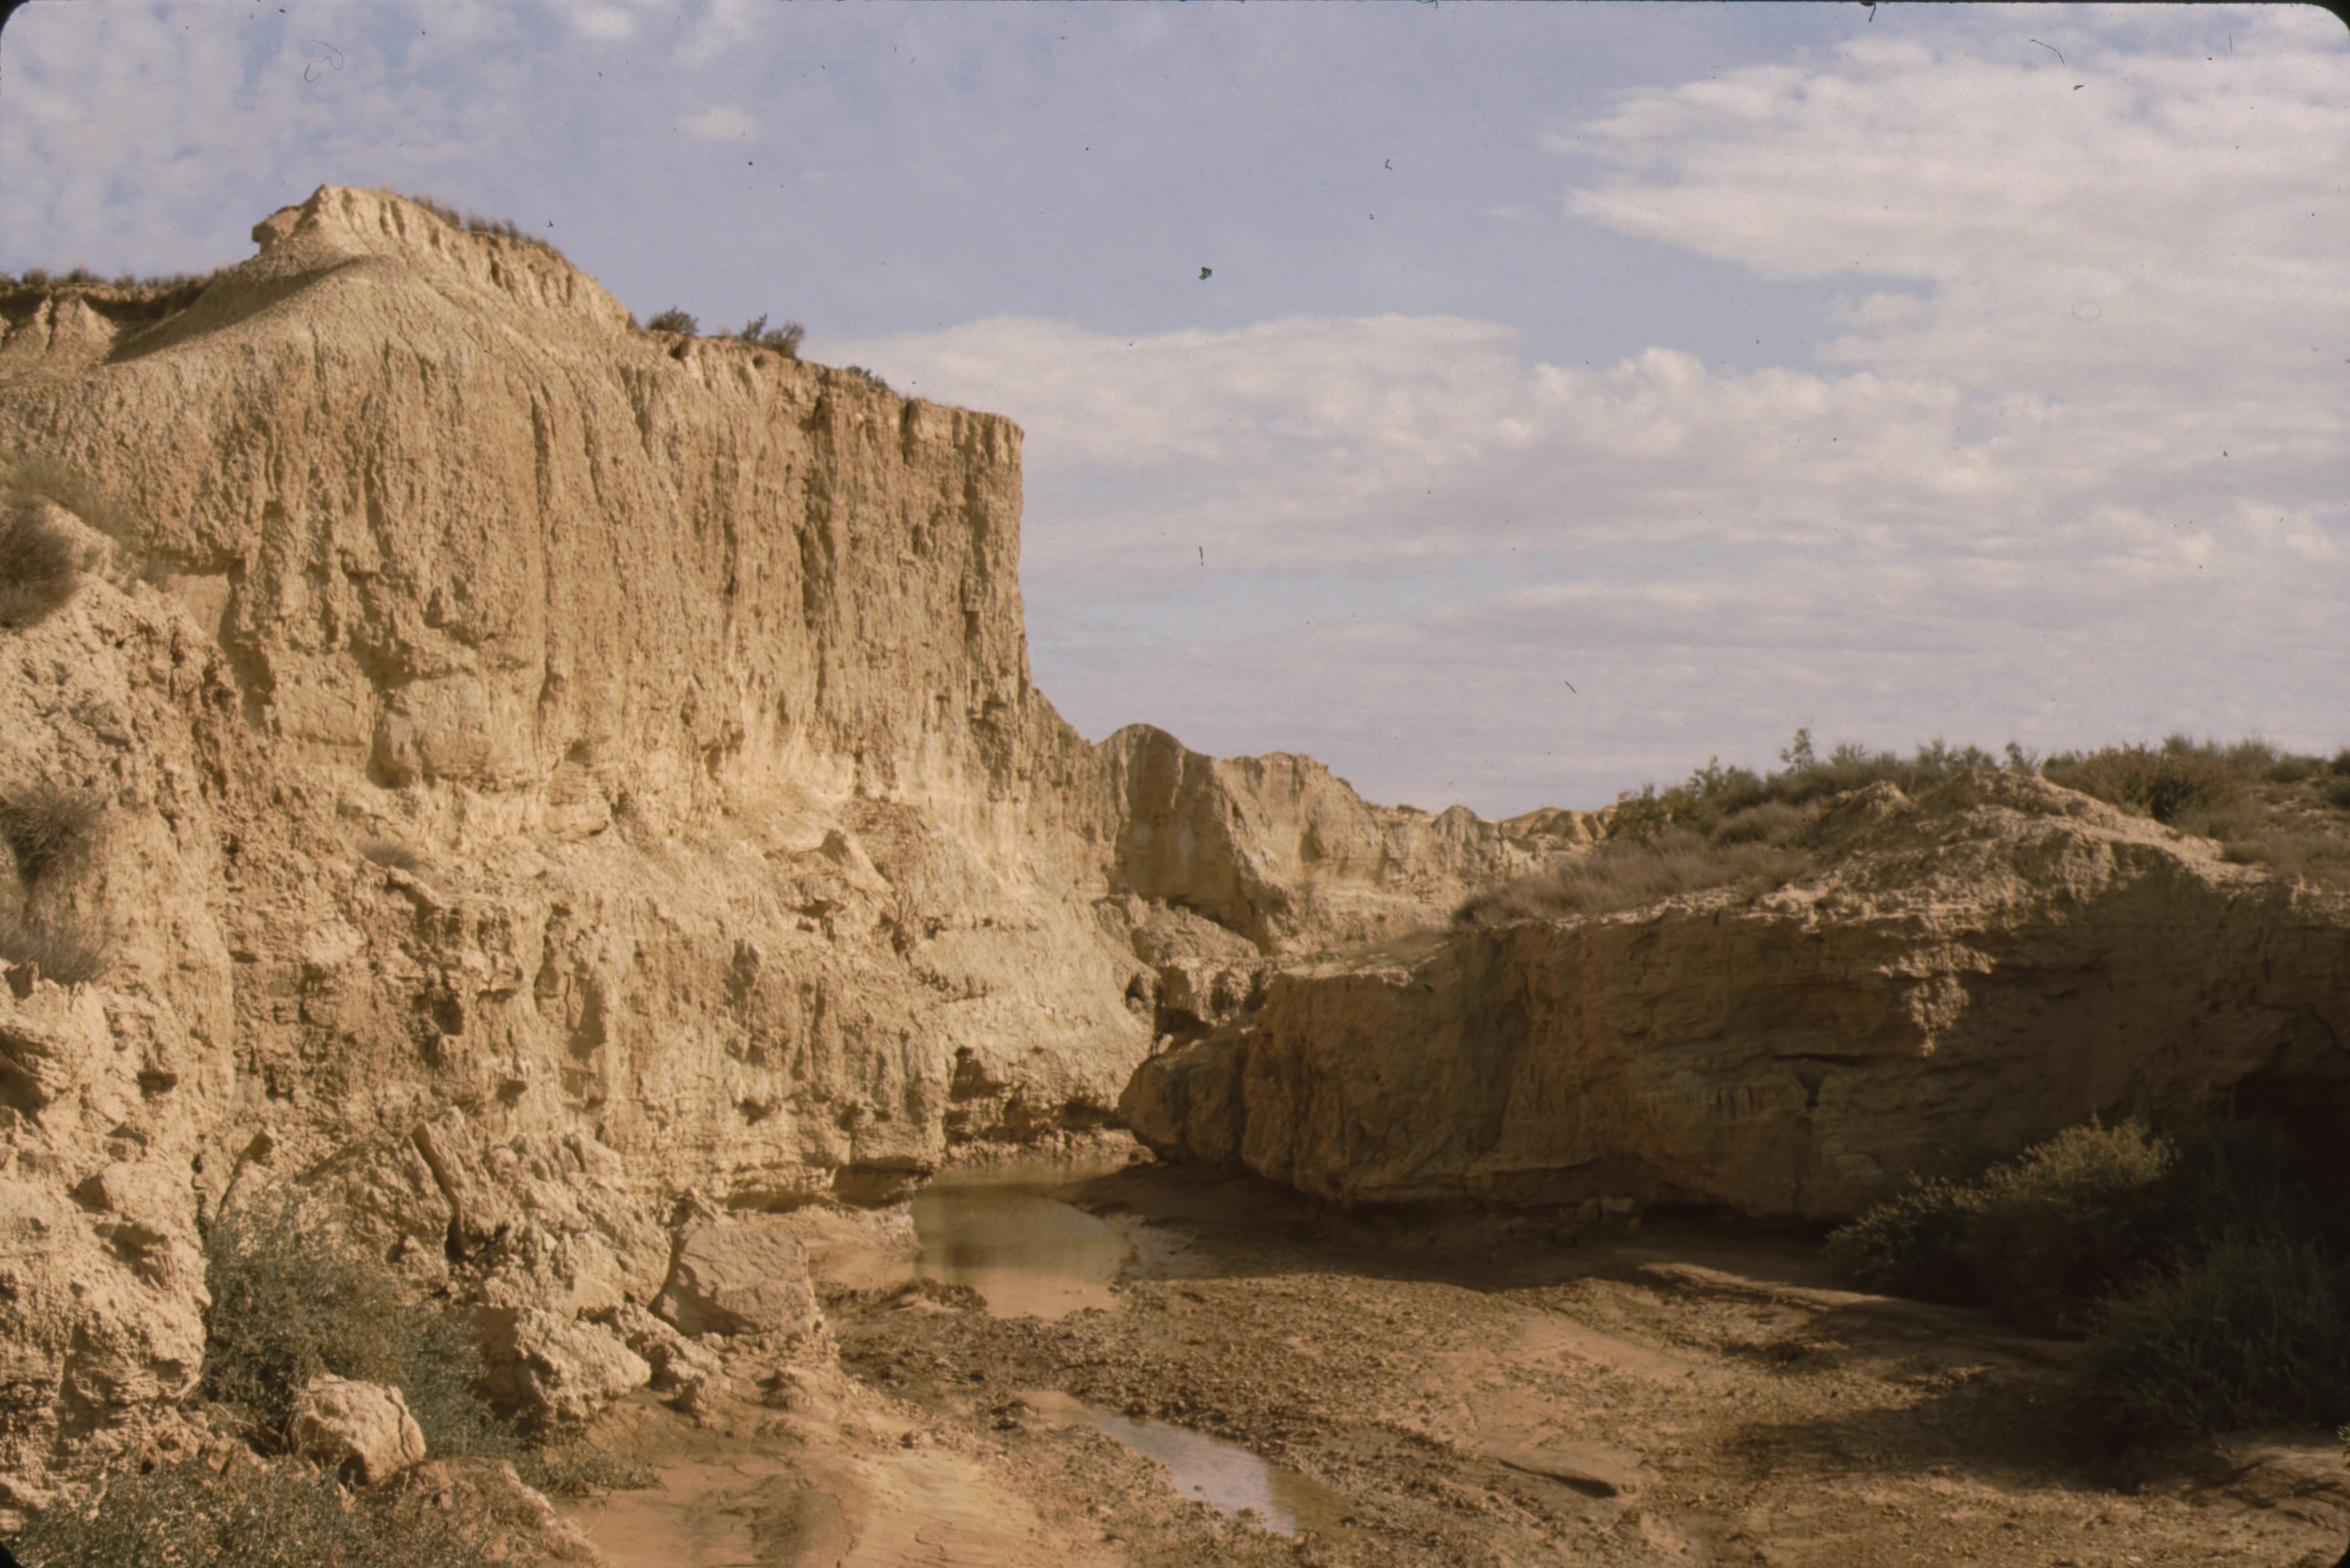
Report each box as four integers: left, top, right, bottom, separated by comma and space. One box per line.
2043, 741, 2246, 824
201, 1202, 508, 1459
644, 307, 698, 335
0, 782, 103, 884
0, 498, 81, 627
1963, 1121, 2176, 1332
2083, 1234, 2350, 1440
15, 1456, 497, 1568
1822, 1177, 1984, 1303
841, 364, 893, 393
1833, 1116, 2350, 1442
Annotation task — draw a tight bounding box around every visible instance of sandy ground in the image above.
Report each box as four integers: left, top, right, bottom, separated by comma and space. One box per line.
563, 1154, 2350, 1567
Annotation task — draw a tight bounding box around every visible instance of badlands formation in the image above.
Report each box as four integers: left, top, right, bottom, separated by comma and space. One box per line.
1, 187, 2346, 1564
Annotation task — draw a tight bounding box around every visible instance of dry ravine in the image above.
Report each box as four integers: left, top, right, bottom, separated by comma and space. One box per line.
2, 187, 2347, 1566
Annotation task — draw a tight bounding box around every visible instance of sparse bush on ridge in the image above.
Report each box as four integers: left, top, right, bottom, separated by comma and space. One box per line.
1454, 830, 1811, 926
645, 306, 699, 335
737, 313, 805, 358
841, 364, 893, 393
390, 189, 569, 264
2043, 736, 2245, 825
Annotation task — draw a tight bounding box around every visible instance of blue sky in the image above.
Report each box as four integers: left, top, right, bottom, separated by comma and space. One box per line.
3, 2, 2344, 813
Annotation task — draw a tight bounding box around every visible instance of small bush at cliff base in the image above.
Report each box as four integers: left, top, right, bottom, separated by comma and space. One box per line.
1830, 1117, 2350, 1439
0, 497, 81, 628
2083, 1235, 2350, 1441
1822, 1177, 1984, 1304
201, 1203, 508, 1460
13, 1457, 497, 1568
1963, 1121, 2177, 1333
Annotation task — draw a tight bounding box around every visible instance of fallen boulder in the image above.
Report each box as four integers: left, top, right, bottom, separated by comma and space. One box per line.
287, 1376, 426, 1485
654, 1214, 821, 1338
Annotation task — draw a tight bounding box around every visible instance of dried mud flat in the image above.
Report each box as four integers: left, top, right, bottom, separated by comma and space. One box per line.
566, 1156, 2350, 1568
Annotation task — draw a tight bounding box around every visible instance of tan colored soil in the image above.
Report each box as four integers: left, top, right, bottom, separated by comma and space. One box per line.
563, 1156, 2350, 1567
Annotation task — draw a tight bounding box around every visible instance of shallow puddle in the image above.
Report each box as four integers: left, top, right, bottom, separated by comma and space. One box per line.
910, 1153, 1138, 1318
1023, 1390, 1351, 1536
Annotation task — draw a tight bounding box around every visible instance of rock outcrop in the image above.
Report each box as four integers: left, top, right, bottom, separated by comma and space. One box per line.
289, 1375, 428, 1485
1125, 772, 2350, 1219
0, 186, 1547, 1509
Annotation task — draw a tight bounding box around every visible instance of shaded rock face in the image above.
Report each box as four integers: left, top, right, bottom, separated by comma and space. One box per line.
654, 1214, 821, 1339
0, 187, 1556, 1506
1125, 774, 2350, 1220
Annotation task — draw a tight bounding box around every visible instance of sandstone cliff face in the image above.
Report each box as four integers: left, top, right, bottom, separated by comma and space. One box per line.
0, 187, 1537, 1506
1124, 773, 2350, 1220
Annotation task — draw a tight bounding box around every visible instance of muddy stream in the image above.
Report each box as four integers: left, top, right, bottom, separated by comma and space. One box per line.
562, 1149, 2349, 1567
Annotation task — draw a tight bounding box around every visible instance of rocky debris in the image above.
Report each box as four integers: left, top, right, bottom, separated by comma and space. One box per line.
475, 1308, 652, 1432
1127, 771, 2350, 1220
288, 1375, 427, 1485
655, 1213, 823, 1339
606, 1300, 727, 1415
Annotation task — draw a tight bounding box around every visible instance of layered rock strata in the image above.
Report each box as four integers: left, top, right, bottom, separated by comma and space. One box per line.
0, 186, 1556, 1508
1125, 774, 2350, 1219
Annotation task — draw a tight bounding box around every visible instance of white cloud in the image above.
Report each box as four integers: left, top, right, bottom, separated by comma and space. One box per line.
830, 7, 2350, 810
679, 105, 757, 142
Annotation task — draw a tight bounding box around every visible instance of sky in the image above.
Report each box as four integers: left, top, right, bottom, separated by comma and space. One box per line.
1, 1, 2343, 816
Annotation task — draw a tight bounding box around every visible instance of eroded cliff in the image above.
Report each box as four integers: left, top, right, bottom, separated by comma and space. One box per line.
1123, 772, 2350, 1219
0, 187, 1555, 1509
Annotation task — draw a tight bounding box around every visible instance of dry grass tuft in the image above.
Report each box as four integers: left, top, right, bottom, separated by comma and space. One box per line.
0, 781, 104, 885
0, 495, 82, 627
1455, 829, 1811, 926
391, 189, 570, 264
0, 902, 111, 985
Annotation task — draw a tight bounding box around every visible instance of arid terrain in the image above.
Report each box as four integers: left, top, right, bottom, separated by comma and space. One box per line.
557, 1144, 2350, 1568
5, 188, 2349, 1567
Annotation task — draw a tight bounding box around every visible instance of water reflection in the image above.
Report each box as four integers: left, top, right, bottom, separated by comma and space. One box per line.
1078, 1406, 1351, 1536
910, 1155, 1135, 1319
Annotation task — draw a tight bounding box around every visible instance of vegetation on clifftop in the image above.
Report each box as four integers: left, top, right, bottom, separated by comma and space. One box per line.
1456, 730, 2350, 926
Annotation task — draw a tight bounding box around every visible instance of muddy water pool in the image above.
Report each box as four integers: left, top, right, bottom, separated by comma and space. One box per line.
909, 1155, 1348, 1537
